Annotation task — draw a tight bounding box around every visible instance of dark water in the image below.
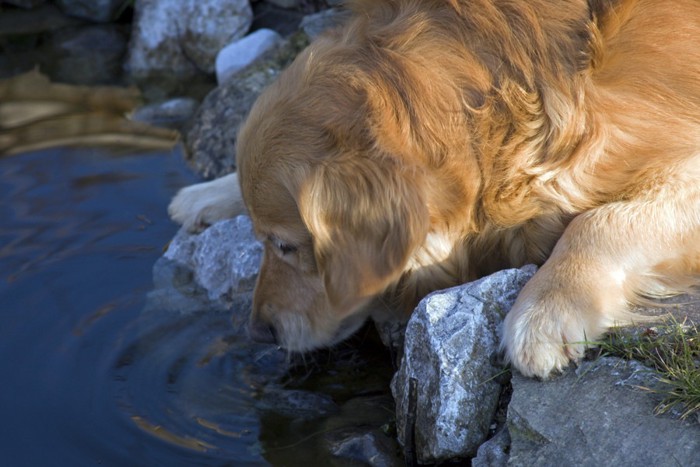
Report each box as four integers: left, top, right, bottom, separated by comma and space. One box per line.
0, 146, 397, 466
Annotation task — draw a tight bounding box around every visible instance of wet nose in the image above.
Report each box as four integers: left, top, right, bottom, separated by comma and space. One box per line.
247, 319, 278, 345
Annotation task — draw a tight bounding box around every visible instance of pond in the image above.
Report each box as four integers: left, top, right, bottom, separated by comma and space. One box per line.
0, 145, 397, 466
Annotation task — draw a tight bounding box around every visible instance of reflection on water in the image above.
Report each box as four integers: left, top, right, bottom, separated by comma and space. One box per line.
0, 71, 178, 156
0, 146, 397, 466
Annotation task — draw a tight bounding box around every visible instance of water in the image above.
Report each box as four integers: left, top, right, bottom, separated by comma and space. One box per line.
0, 146, 397, 466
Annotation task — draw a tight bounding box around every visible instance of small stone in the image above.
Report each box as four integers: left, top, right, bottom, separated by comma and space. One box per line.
300, 8, 351, 40
215, 28, 283, 85
325, 428, 402, 467
130, 97, 199, 129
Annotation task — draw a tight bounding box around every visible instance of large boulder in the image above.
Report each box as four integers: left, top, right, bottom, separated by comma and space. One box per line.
508, 356, 700, 466
125, 0, 252, 81
391, 266, 537, 464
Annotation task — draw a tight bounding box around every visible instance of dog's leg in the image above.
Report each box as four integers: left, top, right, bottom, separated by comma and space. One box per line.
168, 172, 245, 233
502, 169, 700, 378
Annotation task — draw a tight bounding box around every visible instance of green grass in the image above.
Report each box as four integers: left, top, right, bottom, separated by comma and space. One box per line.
596, 319, 700, 420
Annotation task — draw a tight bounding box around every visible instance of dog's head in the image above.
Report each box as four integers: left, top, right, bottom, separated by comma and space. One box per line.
236, 40, 436, 351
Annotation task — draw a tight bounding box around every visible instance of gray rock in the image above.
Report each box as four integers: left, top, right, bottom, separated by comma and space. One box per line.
391, 266, 537, 464
265, 0, 301, 8
320, 394, 403, 467
300, 8, 351, 40
258, 388, 339, 420
508, 356, 700, 467
145, 256, 235, 314
163, 216, 262, 303
55, 0, 122, 22
473, 426, 510, 467
325, 428, 402, 467
215, 28, 283, 85
2, 0, 47, 8
40, 25, 128, 85
125, 0, 252, 80
131, 97, 199, 129
374, 319, 407, 364
0, 4, 82, 37
184, 32, 309, 178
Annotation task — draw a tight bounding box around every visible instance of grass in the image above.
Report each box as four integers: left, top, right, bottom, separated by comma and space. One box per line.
595, 318, 700, 420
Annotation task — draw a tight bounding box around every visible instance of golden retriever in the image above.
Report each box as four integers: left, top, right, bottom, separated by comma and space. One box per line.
169, 0, 700, 378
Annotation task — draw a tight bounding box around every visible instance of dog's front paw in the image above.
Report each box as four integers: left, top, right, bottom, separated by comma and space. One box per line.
502, 303, 588, 379
501, 277, 608, 379
168, 185, 224, 233
168, 174, 243, 233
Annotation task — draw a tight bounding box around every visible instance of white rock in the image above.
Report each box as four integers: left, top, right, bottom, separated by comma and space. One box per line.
163, 216, 262, 302
215, 28, 283, 85
391, 266, 536, 464
126, 0, 252, 79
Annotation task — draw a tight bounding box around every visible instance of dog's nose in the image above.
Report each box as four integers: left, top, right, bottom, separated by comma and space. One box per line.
248, 320, 278, 345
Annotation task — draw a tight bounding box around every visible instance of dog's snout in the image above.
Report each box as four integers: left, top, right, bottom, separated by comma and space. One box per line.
248, 319, 278, 345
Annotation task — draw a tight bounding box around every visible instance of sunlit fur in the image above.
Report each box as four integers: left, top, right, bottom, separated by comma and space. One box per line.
171, 0, 700, 378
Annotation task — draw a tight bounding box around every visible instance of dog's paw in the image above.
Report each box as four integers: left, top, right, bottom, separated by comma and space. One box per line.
168, 174, 243, 233
501, 285, 604, 379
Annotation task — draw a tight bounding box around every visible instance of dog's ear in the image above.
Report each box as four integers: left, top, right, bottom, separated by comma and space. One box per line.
299, 156, 428, 313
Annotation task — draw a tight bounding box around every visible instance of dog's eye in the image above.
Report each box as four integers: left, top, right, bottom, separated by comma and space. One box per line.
269, 236, 297, 255
279, 243, 297, 255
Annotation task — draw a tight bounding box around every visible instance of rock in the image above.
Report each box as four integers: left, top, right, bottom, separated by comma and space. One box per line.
391, 266, 537, 464
125, 0, 252, 81
2, 0, 46, 8
265, 0, 301, 8
257, 388, 339, 420
130, 97, 199, 129
325, 428, 402, 467
472, 426, 510, 467
184, 32, 309, 178
321, 394, 403, 467
215, 28, 283, 85
55, 0, 123, 22
374, 319, 407, 365
40, 25, 128, 85
300, 8, 351, 40
508, 357, 700, 466
162, 216, 262, 303
0, 4, 82, 37
251, 1, 304, 36
145, 257, 238, 314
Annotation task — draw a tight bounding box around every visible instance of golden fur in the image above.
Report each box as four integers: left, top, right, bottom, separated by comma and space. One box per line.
170, 0, 700, 378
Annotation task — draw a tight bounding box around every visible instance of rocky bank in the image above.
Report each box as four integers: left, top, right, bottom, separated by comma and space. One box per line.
156, 216, 699, 466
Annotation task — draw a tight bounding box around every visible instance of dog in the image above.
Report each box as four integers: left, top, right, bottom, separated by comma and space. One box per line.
169, 0, 700, 379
